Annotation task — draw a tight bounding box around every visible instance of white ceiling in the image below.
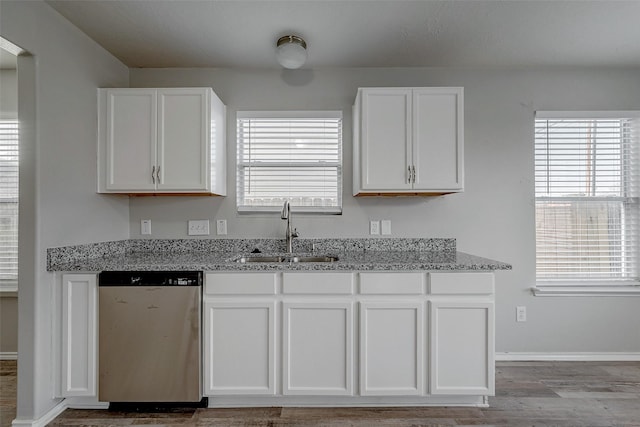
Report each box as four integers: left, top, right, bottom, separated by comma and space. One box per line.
45, 0, 640, 69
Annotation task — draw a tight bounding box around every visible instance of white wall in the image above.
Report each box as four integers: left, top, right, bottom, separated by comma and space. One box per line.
0, 69, 18, 119
130, 66, 640, 354
0, 1, 130, 422
0, 296, 17, 354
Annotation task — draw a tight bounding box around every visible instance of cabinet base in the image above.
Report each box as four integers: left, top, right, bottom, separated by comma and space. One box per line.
108, 398, 209, 412
205, 395, 488, 408
353, 192, 458, 197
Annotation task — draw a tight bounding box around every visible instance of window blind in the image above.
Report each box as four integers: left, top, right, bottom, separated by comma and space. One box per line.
0, 120, 19, 284
535, 113, 639, 281
237, 112, 342, 213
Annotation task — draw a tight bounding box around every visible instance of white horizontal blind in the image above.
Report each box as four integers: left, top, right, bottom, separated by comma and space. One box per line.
237, 112, 342, 213
535, 113, 639, 281
0, 120, 19, 283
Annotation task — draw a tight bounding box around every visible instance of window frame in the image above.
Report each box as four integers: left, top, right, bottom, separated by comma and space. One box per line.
236, 110, 343, 215
533, 111, 640, 296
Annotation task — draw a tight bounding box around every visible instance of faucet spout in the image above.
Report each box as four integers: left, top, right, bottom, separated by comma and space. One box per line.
281, 201, 299, 253
281, 200, 290, 220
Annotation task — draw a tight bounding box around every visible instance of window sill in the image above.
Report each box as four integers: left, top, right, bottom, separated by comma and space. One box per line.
0, 280, 18, 296
533, 282, 640, 296
237, 206, 342, 215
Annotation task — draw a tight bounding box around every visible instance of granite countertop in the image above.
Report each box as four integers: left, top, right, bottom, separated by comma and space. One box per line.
47, 238, 511, 272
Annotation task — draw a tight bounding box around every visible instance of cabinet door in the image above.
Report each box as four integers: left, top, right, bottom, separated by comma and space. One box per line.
157, 88, 210, 192
105, 89, 157, 191
283, 302, 353, 395
204, 301, 276, 395
360, 301, 425, 396
359, 89, 412, 191
430, 301, 494, 395
61, 274, 97, 397
412, 88, 463, 191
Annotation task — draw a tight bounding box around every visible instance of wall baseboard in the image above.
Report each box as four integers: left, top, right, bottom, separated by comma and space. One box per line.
496, 352, 640, 361
0, 352, 17, 360
11, 400, 66, 427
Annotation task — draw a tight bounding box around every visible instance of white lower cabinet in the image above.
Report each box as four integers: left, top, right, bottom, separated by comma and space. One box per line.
204, 301, 276, 395
429, 272, 495, 396
359, 301, 424, 395
203, 270, 495, 404
60, 274, 98, 397
283, 301, 354, 395
53, 269, 495, 407
430, 301, 495, 395
203, 272, 277, 395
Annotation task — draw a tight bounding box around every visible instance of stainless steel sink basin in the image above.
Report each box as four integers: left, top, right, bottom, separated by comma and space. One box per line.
236, 256, 287, 263
291, 256, 339, 263
235, 255, 339, 263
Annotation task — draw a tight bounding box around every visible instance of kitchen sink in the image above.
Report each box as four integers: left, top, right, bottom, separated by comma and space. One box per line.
290, 256, 339, 263
235, 255, 339, 263
236, 256, 287, 263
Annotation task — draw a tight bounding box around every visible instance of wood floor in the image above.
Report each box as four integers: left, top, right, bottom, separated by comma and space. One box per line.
2, 361, 640, 426
0, 360, 16, 427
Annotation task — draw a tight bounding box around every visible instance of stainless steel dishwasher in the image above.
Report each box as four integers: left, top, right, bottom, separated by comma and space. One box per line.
98, 271, 205, 406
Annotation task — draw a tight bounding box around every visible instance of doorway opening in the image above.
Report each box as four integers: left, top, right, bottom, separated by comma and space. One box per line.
0, 44, 19, 293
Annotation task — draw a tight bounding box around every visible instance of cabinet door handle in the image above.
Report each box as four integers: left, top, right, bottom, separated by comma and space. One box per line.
156, 166, 161, 183
151, 166, 156, 184
407, 166, 412, 184
412, 165, 416, 183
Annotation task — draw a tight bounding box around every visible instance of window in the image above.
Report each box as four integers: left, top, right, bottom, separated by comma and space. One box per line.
535, 112, 639, 288
236, 111, 342, 213
0, 120, 18, 290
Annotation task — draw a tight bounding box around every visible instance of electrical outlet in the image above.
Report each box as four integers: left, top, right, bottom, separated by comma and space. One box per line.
141, 219, 151, 235
188, 220, 210, 236
381, 220, 392, 235
370, 220, 380, 235
216, 219, 227, 235
516, 306, 527, 322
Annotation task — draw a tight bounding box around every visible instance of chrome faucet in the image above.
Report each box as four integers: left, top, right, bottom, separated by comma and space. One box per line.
281, 200, 299, 253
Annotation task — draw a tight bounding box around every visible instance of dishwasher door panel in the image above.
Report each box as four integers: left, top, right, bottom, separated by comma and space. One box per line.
98, 286, 201, 402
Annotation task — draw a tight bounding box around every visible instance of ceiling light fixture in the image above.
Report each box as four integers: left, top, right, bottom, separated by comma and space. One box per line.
276, 35, 307, 69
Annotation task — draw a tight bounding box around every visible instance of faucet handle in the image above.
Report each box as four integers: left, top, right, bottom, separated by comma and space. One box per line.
292, 228, 300, 238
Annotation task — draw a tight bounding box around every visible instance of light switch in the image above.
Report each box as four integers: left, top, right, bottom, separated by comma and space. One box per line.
381, 220, 392, 235
141, 219, 151, 235
216, 219, 227, 235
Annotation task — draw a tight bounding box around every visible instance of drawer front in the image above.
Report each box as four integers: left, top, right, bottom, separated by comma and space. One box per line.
359, 272, 425, 295
283, 272, 354, 295
205, 273, 277, 295
429, 272, 494, 295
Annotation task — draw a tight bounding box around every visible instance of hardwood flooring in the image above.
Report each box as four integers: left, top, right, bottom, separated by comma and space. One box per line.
0, 360, 16, 427
2, 361, 640, 426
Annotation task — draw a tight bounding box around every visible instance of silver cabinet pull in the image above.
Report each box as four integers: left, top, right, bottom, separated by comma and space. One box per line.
156, 166, 161, 183
407, 166, 412, 184
151, 165, 156, 184
412, 165, 416, 183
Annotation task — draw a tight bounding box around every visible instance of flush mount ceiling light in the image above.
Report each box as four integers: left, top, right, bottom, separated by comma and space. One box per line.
276, 35, 307, 69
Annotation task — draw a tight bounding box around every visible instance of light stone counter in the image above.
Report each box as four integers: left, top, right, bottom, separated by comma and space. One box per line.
47, 238, 511, 272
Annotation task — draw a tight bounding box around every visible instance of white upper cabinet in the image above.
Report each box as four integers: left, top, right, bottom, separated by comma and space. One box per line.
353, 87, 463, 195
98, 87, 226, 195
412, 88, 463, 191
